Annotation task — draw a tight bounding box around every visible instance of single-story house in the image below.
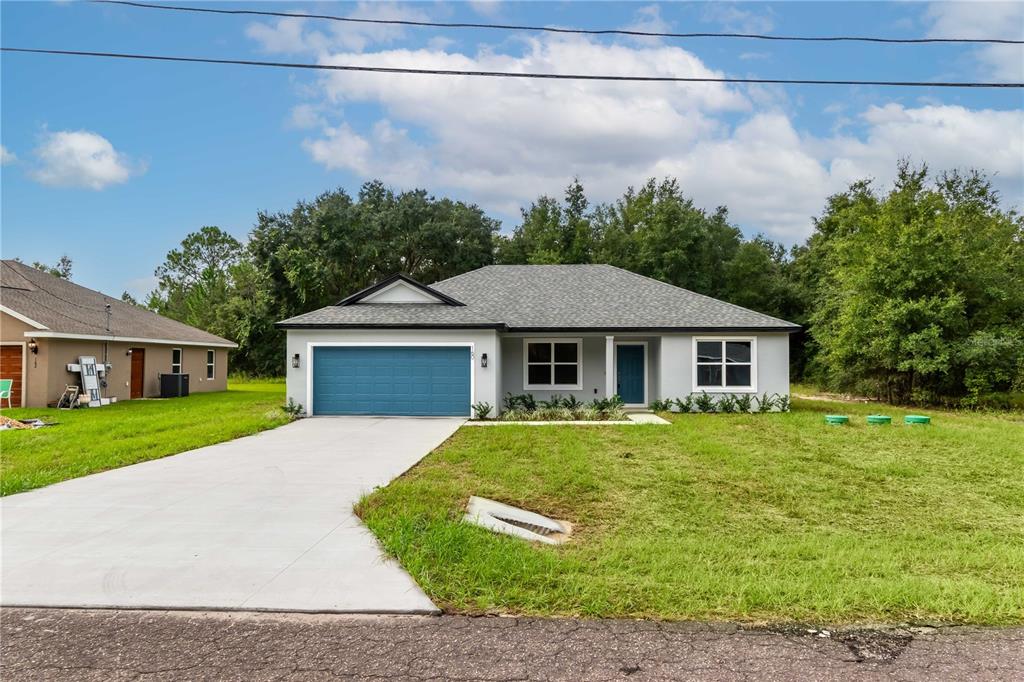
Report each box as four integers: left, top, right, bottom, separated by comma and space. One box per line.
1, 259, 237, 408
278, 264, 800, 417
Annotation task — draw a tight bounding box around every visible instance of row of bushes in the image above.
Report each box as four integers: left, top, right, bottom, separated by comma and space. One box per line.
649, 392, 791, 413
472, 394, 628, 421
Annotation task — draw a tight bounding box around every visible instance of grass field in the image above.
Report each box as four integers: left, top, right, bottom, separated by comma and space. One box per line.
358, 398, 1024, 625
0, 380, 288, 496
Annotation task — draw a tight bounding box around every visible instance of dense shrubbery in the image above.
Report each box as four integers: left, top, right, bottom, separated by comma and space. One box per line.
650, 392, 791, 414
492, 393, 627, 421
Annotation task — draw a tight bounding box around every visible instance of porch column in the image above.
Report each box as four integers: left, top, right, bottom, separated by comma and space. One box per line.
605, 335, 615, 398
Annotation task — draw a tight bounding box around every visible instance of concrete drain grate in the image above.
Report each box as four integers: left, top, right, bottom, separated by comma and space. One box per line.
464, 496, 572, 545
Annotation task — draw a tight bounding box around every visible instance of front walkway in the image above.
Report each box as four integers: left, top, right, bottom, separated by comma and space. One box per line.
1, 417, 463, 613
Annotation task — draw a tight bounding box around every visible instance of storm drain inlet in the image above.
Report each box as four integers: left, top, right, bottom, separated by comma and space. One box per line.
464, 496, 572, 544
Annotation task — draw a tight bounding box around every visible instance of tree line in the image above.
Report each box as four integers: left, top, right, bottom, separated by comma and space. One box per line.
141, 167, 1023, 407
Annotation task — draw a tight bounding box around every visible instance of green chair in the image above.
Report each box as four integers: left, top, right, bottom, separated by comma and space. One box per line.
0, 379, 13, 409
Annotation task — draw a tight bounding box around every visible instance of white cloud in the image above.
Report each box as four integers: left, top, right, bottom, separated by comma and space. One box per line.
288, 103, 326, 129
30, 130, 142, 190
246, 2, 430, 55
925, 2, 1024, 80
622, 5, 672, 45
702, 4, 775, 34
273, 32, 1022, 242
825, 104, 1024, 191
468, 0, 502, 18
0, 145, 16, 165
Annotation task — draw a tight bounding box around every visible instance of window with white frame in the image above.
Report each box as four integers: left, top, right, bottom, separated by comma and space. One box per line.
694, 339, 754, 390
524, 339, 582, 389
171, 348, 182, 374
206, 349, 215, 379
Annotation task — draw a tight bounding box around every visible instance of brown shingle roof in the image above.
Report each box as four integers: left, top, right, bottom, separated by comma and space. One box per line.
0, 260, 236, 347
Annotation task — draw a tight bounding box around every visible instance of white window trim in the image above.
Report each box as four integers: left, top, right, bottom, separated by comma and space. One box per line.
304, 341, 475, 418
206, 349, 215, 380
523, 338, 583, 391
171, 348, 182, 374
692, 336, 757, 394
613, 341, 648, 407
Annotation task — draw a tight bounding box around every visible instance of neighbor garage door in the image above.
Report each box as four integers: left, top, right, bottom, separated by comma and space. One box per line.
312, 346, 471, 416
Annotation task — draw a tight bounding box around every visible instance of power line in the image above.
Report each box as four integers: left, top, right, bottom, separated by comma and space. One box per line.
90, 0, 1024, 46
3, 47, 1021, 88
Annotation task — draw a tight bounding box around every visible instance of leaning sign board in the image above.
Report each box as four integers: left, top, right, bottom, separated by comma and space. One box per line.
66, 356, 111, 407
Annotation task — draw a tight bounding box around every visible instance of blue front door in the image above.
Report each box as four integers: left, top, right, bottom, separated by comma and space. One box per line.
616, 344, 645, 405
312, 346, 471, 416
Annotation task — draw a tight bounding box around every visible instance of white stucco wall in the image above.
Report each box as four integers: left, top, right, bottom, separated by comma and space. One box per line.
285, 328, 500, 417
658, 332, 790, 404
500, 334, 660, 406
286, 329, 789, 416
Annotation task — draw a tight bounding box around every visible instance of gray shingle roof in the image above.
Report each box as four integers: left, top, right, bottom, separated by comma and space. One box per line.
278, 264, 799, 331
277, 304, 501, 328
1, 260, 237, 346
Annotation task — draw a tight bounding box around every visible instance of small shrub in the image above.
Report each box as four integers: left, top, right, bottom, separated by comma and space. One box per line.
694, 391, 716, 413
472, 402, 493, 420
649, 398, 673, 412
755, 393, 775, 413
282, 398, 304, 418
734, 394, 753, 413
775, 394, 791, 412
559, 396, 585, 419
500, 408, 529, 421
590, 394, 626, 420
562, 395, 584, 410
504, 392, 537, 412
674, 395, 694, 413
540, 395, 565, 409
717, 394, 738, 413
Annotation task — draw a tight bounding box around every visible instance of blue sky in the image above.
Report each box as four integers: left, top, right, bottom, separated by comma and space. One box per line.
2, 1, 1022, 298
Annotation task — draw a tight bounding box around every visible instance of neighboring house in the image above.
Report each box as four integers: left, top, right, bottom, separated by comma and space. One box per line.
278, 264, 800, 417
0, 260, 236, 408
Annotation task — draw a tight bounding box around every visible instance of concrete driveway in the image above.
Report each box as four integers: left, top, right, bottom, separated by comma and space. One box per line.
1, 417, 463, 614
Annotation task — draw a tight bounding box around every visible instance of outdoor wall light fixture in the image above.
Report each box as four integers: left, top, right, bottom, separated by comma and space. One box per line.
292, 353, 301, 369
481, 353, 488, 368
27, 339, 38, 354
126, 348, 133, 356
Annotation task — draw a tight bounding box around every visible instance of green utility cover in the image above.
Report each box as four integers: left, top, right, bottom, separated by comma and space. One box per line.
867, 415, 892, 425
905, 415, 931, 425
825, 415, 849, 425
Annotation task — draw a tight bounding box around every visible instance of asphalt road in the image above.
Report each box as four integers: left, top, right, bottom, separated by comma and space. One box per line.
2, 608, 1022, 681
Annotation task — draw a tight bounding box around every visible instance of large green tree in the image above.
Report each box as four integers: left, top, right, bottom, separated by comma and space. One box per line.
496, 179, 594, 264
146, 226, 244, 338
240, 182, 498, 374
808, 163, 1024, 404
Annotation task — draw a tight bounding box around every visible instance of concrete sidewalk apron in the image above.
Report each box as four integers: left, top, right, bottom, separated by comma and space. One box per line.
1, 417, 463, 614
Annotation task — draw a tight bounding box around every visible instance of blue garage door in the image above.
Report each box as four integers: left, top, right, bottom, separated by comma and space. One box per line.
312, 346, 471, 416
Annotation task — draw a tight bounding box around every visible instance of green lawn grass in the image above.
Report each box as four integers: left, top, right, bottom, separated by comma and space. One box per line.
1, 380, 288, 496
358, 398, 1024, 625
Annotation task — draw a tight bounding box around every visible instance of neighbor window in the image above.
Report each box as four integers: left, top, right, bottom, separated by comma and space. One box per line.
524, 339, 582, 389
694, 338, 754, 391
206, 350, 215, 379
171, 348, 182, 374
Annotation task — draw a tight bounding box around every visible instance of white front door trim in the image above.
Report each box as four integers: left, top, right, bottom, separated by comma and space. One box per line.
613, 341, 649, 407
